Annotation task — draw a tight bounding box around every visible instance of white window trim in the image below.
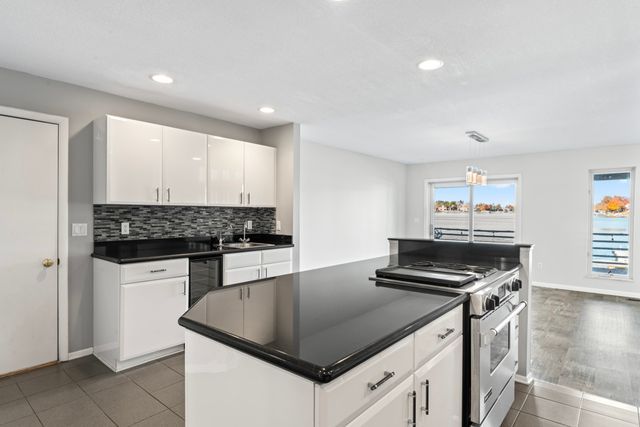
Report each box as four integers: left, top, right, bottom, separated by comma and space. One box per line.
424, 174, 522, 243
587, 167, 635, 281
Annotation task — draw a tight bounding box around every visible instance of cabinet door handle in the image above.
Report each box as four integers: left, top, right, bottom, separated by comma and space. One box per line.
421, 380, 430, 414
438, 328, 455, 340
265, 267, 268, 278
247, 192, 251, 205
408, 391, 417, 426
183, 281, 187, 296
240, 192, 243, 204
167, 188, 171, 203
368, 371, 395, 391
257, 267, 261, 279
239, 288, 243, 300
149, 268, 167, 274
155, 187, 160, 202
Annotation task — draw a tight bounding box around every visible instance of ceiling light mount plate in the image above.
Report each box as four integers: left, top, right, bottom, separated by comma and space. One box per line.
150, 73, 174, 84
418, 59, 444, 71
259, 106, 275, 114
465, 131, 489, 143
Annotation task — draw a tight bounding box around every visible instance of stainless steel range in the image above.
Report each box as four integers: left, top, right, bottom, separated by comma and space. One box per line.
374, 261, 527, 427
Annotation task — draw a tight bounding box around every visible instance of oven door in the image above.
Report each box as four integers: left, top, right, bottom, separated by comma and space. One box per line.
470, 294, 521, 425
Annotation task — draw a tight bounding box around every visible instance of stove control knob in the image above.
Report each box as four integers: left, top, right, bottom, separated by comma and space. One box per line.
511, 279, 522, 291
484, 294, 500, 311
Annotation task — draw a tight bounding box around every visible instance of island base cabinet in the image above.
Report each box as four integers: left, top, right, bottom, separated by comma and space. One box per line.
345, 376, 414, 427
184, 330, 314, 427
120, 278, 188, 360
414, 335, 463, 427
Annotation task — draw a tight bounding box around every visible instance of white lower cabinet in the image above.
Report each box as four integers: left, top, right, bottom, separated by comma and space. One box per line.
120, 277, 188, 360
93, 258, 189, 372
224, 264, 261, 285
346, 377, 414, 427
415, 335, 463, 427
223, 247, 293, 285
261, 261, 292, 279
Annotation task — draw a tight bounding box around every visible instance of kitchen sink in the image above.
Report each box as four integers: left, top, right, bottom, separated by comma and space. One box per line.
222, 242, 275, 249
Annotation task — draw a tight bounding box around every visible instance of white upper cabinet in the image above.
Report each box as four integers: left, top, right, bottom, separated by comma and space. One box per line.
94, 116, 163, 204
207, 136, 245, 206
94, 116, 276, 206
244, 142, 276, 207
163, 127, 207, 205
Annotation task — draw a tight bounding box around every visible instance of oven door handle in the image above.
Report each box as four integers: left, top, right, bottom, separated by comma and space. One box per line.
489, 301, 527, 338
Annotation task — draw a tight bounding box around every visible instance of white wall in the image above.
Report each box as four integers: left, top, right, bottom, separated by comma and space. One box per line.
260, 124, 299, 235
299, 141, 406, 271
406, 145, 640, 297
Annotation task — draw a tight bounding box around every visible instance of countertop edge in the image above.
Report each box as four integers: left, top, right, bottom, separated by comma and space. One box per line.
387, 237, 534, 248
91, 243, 295, 264
178, 292, 469, 384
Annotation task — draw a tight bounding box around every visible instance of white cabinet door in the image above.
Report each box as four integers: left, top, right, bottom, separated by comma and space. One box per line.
261, 261, 292, 279
224, 265, 261, 286
107, 116, 163, 204
207, 136, 245, 206
345, 376, 414, 427
414, 336, 463, 427
204, 286, 244, 337
244, 142, 276, 207
244, 280, 276, 345
163, 127, 207, 205
120, 277, 188, 360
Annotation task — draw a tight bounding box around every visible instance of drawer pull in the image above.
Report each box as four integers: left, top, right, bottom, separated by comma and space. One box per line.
149, 268, 167, 274
438, 328, 455, 340
368, 371, 395, 391
421, 380, 430, 414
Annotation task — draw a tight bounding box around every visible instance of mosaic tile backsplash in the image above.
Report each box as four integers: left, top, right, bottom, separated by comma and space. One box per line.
94, 205, 276, 241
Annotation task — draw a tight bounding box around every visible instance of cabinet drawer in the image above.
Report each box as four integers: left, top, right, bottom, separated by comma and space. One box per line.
120, 277, 188, 360
224, 265, 262, 286
316, 335, 413, 427
120, 258, 188, 284
261, 247, 292, 264
262, 261, 292, 279
414, 305, 463, 368
224, 251, 261, 269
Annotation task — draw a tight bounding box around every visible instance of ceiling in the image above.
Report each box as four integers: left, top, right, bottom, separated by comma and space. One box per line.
1, 0, 639, 164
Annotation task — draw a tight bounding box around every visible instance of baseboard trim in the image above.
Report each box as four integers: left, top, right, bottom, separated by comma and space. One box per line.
68, 347, 93, 360
533, 281, 640, 299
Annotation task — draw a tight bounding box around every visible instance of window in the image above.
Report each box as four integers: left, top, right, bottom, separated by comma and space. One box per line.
427, 178, 519, 243
590, 169, 634, 278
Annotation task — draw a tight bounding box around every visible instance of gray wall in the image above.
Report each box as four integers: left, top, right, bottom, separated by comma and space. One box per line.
260, 124, 298, 235
0, 67, 261, 353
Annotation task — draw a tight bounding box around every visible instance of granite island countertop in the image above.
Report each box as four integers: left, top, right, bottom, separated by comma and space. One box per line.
179, 255, 469, 383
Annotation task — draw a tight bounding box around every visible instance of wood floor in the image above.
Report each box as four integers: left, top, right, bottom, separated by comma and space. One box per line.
531, 286, 640, 406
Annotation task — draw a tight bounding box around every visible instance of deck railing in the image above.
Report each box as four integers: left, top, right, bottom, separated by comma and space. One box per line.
591, 232, 629, 274
433, 227, 515, 241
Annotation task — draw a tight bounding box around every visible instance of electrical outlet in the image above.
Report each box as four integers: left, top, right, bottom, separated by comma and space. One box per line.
71, 223, 88, 237
121, 222, 130, 235
247, 220, 253, 230
276, 220, 281, 232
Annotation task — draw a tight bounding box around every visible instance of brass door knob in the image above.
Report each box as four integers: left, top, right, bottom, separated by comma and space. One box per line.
42, 258, 55, 268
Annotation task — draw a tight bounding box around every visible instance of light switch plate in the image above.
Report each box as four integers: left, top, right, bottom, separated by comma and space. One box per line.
247, 220, 253, 230
71, 223, 88, 237
121, 222, 130, 235
276, 221, 281, 232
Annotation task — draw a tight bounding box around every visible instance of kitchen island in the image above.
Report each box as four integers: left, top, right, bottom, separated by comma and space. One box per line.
179, 256, 469, 427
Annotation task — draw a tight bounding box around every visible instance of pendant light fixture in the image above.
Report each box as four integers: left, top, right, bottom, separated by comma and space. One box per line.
465, 131, 489, 186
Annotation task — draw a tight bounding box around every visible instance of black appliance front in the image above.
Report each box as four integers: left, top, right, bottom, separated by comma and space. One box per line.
189, 256, 223, 306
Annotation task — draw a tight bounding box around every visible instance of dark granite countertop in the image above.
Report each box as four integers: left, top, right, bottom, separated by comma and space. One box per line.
179, 255, 468, 383
92, 234, 293, 264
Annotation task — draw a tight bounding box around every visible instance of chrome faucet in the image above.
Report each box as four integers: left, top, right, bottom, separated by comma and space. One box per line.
217, 230, 225, 248
239, 222, 250, 243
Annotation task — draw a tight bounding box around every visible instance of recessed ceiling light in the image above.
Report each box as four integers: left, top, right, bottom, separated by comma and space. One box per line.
417, 59, 444, 71
259, 106, 275, 114
150, 73, 174, 84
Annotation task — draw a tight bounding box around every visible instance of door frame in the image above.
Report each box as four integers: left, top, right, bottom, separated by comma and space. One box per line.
0, 106, 69, 362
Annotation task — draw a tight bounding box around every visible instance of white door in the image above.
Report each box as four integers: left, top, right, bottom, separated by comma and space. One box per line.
120, 278, 188, 360
346, 376, 414, 427
244, 281, 276, 345
107, 116, 163, 204
415, 336, 463, 427
0, 115, 58, 375
163, 126, 207, 205
207, 136, 245, 206
244, 142, 276, 207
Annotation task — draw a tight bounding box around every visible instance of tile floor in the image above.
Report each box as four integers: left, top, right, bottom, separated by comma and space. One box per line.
531, 287, 640, 406
0, 353, 185, 426
504, 380, 640, 427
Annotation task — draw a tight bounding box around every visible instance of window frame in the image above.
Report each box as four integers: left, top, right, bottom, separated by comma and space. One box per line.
587, 167, 635, 281
424, 174, 522, 243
